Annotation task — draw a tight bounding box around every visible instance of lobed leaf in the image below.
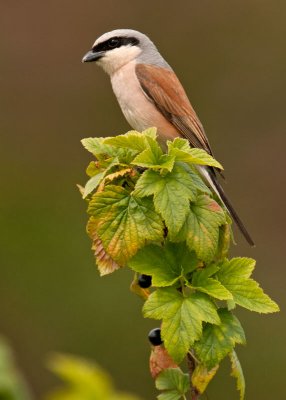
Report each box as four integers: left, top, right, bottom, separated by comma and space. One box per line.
194, 308, 246, 369
81, 137, 115, 158
104, 130, 150, 152
167, 138, 191, 152
131, 135, 175, 172
82, 137, 137, 164
132, 151, 176, 172
180, 164, 211, 195
128, 242, 198, 287
143, 288, 220, 363
192, 265, 232, 300
134, 165, 197, 238
156, 368, 190, 400
168, 139, 223, 169
174, 195, 226, 262
88, 186, 164, 265
217, 258, 280, 313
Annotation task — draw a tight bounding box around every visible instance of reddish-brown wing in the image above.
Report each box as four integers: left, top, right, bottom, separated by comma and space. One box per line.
135, 63, 213, 155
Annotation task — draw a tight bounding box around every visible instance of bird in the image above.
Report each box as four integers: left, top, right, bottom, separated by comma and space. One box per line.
82, 29, 254, 246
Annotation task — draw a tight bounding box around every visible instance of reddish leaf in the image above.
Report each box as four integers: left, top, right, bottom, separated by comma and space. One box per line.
149, 346, 178, 379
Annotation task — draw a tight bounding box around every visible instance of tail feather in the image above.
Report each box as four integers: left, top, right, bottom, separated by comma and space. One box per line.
199, 167, 255, 247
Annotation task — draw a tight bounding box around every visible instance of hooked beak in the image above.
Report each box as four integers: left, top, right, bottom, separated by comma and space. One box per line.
82, 50, 104, 63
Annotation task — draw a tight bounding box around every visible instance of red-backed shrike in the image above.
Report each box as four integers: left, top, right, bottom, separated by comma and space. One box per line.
82, 29, 254, 246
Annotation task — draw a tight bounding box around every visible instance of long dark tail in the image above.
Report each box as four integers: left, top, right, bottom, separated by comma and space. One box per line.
203, 168, 255, 246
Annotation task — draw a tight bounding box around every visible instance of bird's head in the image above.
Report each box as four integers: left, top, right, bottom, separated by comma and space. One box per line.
82, 29, 170, 75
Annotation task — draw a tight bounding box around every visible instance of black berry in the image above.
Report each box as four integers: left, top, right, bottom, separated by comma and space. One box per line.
148, 328, 163, 346
138, 274, 152, 288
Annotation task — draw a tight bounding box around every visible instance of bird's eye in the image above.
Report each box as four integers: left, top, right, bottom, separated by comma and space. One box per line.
108, 38, 120, 48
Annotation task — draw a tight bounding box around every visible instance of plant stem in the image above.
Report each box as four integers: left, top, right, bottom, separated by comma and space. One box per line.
187, 352, 200, 400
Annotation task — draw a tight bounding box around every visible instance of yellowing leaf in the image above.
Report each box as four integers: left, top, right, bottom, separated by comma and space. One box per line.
87, 217, 120, 276
88, 186, 164, 265
229, 350, 245, 400
97, 168, 134, 192
191, 363, 219, 394
216, 223, 232, 260
130, 274, 150, 300
86, 161, 101, 177
174, 195, 226, 262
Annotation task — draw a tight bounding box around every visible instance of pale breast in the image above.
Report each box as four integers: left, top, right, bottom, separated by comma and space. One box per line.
110, 62, 179, 140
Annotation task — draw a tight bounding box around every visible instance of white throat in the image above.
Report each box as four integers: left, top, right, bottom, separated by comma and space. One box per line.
97, 45, 142, 75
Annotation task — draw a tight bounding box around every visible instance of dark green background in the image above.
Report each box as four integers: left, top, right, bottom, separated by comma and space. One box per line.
1, 1, 285, 398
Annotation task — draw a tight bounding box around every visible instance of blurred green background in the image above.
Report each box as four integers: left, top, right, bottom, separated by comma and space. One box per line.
1, 0, 285, 398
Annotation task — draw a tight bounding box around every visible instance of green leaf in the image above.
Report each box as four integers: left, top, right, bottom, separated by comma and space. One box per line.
134, 165, 197, 237
174, 195, 226, 262
191, 363, 219, 395
143, 288, 220, 363
128, 242, 198, 287
219, 257, 256, 279
142, 127, 158, 139
83, 172, 105, 198
156, 368, 190, 400
194, 308, 246, 369
82, 137, 137, 164
167, 138, 191, 152
192, 265, 233, 300
86, 161, 100, 177
229, 350, 245, 400
47, 354, 112, 395
46, 354, 140, 400
104, 130, 149, 152
181, 165, 211, 195
83, 156, 134, 198
168, 139, 223, 169
217, 258, 280, 313
132, 151, 176, 172
131, 134, 175, 172
88, 186, 164, 265
81, 137, 115, 158
157, 393, 182, 400
0, 337, 32, 400
216, 224, 232, 260
227, 299, 236, 311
